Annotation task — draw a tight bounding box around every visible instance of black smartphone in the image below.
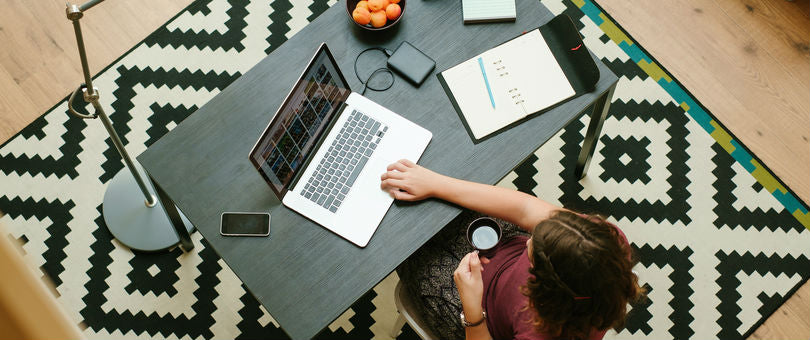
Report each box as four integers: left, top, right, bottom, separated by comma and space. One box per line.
220, 212, 271, 237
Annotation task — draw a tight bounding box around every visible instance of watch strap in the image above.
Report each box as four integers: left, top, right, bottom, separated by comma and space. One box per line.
460, 311, 487, 327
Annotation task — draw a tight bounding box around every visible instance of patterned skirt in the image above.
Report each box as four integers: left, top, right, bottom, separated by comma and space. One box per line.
396, 209, 528, 339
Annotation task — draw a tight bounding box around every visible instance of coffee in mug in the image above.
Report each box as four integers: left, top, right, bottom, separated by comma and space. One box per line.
471, 225, 499, 250
466, 217, 503, 254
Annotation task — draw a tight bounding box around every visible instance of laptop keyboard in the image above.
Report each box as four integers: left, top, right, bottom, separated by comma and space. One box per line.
301, 110, 388, 213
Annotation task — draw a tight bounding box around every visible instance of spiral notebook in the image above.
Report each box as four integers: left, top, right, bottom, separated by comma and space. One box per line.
437, 15, 600, 142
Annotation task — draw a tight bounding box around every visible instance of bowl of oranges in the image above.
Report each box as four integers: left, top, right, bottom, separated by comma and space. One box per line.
347, 0, 404, 30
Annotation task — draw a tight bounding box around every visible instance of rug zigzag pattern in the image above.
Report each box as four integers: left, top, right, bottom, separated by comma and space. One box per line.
0, 0, 807, 339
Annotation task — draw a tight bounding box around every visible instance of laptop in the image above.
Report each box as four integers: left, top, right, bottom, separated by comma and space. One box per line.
249, 43, 433, 247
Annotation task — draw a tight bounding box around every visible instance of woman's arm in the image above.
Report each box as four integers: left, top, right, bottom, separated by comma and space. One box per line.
455, 251, 493, 340
380, 159, 560, 232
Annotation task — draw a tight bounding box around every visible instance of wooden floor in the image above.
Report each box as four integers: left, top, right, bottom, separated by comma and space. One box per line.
0, 0, 807, 338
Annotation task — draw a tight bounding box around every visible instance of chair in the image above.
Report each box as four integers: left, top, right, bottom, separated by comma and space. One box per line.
392, 281, 439, 340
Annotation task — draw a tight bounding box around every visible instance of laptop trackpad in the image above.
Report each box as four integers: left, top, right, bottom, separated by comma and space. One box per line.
330, 158, 394, 246
342, 159, 393, 214
358, 158, 395, 200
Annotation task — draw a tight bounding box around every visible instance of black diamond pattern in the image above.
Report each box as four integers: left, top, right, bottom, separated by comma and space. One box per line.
599, 135, 652, 184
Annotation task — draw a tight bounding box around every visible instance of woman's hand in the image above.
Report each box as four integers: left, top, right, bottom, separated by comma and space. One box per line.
380, 159, 446, 201
454, 251, 486, 318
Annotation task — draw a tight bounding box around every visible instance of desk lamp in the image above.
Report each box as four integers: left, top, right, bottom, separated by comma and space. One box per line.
65, 0, 194, 252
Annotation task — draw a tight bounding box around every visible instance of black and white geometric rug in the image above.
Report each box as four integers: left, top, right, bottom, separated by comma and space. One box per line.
1, 0, 808, 339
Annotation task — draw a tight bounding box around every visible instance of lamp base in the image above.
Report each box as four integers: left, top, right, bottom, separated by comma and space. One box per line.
102, 164, 194, 252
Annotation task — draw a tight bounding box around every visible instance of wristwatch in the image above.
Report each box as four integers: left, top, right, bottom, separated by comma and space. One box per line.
460, 311, 487, 327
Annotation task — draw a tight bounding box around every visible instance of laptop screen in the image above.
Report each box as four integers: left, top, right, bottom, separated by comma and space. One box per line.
250, 45, 351, 197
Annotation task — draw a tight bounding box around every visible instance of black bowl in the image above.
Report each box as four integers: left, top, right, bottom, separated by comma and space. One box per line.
346, 0, 405, 31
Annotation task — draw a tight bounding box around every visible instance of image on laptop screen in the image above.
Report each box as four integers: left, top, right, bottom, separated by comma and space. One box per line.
251, 48, 351, 197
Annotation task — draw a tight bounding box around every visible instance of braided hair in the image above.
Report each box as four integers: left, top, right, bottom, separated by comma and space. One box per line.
521, 210, 644, 339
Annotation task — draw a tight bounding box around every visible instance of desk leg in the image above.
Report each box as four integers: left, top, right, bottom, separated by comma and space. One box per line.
149, 175, 195, 252
575, 83, 616, 179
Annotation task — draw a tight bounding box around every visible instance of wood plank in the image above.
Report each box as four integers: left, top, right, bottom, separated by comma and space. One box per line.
598, 1, 809, 339
0, 64, 39, 141
713, 0, 810, 85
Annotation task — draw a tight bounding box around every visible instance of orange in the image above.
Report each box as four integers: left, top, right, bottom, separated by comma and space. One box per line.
367, 0, 386, 12
370, 10, 387, 27
352, 7, 371, 25
356, 1, 368, 10
385, 3, 400, 20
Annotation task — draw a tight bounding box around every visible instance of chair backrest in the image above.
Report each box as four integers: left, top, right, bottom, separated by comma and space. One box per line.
0, 222, 84, 339
394, 281, 439, 340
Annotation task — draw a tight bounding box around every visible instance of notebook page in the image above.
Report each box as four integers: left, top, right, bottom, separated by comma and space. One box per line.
462, 0, 516, 22
442, 58, 525, 139
482, 30, 575, 115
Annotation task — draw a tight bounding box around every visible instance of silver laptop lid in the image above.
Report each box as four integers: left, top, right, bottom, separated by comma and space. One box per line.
249, 43, 352, 199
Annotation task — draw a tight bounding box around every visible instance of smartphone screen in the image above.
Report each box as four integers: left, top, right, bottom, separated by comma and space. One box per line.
220, 212, 270, 236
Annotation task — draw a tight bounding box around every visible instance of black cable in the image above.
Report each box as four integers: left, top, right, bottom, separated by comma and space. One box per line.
353, 47, 395, 95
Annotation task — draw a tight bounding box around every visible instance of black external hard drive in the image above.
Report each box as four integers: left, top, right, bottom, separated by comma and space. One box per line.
386, 41, 436, 86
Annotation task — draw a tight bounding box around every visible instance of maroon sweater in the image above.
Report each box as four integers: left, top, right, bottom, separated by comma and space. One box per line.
480, 236, 608, 340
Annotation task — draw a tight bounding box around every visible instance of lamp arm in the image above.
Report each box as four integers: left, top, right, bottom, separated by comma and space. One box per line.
66, 2, 100, 97
78, 0, 105, 12
64, 0, 105, 119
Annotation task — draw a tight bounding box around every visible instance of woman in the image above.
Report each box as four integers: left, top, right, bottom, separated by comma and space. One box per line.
381, 159, 644, 340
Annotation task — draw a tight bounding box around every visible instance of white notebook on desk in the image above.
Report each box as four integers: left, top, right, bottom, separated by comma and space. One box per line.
462, 0, 516, 23
440, 30, 575, 140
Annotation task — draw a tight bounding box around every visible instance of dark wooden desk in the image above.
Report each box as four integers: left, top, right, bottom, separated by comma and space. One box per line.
137, 0, 618, 338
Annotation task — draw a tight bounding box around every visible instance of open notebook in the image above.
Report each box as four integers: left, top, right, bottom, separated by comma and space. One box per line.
440, 30, 573, 140
437, 14, 600, 142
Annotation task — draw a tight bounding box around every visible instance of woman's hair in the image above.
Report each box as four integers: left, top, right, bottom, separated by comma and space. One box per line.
522, 210, 645, 339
